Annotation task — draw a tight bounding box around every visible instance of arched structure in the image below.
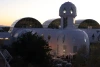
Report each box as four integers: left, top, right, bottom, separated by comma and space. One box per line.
43, 18, 68, 29
43, 19, 57, 28
48, 18, 61, 29
11, 17, 43, 28
75, 19, 100, 29
43, 18, 60, 29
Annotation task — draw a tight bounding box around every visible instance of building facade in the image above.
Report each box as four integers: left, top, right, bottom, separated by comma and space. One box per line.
1, 2, 99, 58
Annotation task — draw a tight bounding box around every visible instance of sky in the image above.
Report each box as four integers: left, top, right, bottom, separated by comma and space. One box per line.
0, 0, 100, 26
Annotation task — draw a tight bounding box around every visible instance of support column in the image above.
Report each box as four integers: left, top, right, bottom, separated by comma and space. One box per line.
66, 17, 75, 28
61, 17, 63, 29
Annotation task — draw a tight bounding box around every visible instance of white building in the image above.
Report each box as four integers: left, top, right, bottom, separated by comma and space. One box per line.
1, 2, 99, 59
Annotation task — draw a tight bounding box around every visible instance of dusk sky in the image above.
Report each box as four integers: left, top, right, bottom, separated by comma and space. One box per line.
0, 0, 100, 26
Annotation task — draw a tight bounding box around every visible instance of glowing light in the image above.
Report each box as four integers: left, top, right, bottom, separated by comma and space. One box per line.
63, 10, 66, 14
30, 25, 32, 26
63, 49, 65, 52
5, 38, 9, 40
70, 10, 73, 14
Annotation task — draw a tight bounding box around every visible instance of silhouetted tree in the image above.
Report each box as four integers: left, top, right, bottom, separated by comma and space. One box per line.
9, 32, 52, 67
88, 43, 100, 67
72, 43, 100, 67
72, 45, 88, 67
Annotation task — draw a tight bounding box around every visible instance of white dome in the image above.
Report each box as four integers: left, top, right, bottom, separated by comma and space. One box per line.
59, 2, 77, 18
